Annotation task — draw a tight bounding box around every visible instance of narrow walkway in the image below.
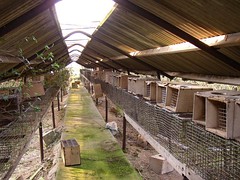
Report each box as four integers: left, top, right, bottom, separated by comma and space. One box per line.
56, 87, 140, 179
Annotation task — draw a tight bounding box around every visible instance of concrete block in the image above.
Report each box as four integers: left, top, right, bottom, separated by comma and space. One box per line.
149, 154, 174, 174
43, 130, 58, 147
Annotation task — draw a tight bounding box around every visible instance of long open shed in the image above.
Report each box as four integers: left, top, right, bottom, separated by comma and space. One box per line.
1, 0, 240, 179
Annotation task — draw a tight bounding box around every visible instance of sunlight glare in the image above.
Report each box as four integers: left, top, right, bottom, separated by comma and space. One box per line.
55, 0, 115, 66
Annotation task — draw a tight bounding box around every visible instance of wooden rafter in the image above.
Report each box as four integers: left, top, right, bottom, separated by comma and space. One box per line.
109, 32, 240, 60
112, 0, 240, 72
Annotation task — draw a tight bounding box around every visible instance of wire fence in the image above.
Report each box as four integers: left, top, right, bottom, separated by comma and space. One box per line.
0, 86, 60, 179
81, 72, 240, 180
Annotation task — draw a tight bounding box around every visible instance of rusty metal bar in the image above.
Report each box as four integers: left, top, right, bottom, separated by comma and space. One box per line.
57, 93, 60, 111
105, 96, 108, 123
51, 101, 56, 128
60, 88, 63, 102
96, 98, 98, 106
122, 116, 127, 151
39, 122, 44, 162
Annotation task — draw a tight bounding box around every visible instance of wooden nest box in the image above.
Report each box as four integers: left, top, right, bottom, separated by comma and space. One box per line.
165, 84, 212, 113
22, 82, 45, 99
61, 139, 81, 166
203, 90, 240, 139
193, 90, 240, 127
93, 84, 103, 99
128, 78, 157, 96
144, 81, 157, 102
156, 82, 170, 107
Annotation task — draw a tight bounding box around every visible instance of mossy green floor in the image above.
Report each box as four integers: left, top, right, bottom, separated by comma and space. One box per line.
56, 87, 141, 180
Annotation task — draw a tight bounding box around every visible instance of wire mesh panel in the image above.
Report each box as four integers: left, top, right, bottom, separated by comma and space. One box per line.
218, 105, 227, 130
84, 74, 240, 179
0, 87, 60, 179
146, 84, 150, 97
170, 89, 178, 108
161, 87, 167, 104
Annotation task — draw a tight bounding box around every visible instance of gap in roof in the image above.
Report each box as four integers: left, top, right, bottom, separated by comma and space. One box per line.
55, 0, 115, 63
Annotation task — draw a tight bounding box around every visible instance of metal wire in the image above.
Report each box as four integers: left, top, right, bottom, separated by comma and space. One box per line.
80, 70, 240, 180
218, 105, 227, 130
160, 87, 167, 104
0, 87, 60, 179
170, 88, 178, 108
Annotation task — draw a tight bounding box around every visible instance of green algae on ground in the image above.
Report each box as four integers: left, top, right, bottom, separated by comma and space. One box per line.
56, 88, 141, 180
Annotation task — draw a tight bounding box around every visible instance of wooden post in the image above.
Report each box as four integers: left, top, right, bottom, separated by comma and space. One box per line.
122, 116, 127, 152
57, 93, 60, 111
51, 101, 56, 128
105, 96, 108, 123
39, 122, 44, 162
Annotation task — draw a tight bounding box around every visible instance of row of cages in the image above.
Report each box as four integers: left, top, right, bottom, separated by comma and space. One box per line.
0, 86, 60, 179
80, 72, 240, 180
80, 70, 240, 140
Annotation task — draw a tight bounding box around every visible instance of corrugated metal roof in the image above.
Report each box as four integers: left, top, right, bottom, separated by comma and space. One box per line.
79, 0, 240, 83
0, 0, 70, 82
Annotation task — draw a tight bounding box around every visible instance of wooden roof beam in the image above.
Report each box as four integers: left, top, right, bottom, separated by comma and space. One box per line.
169, 72, 240, 86
0, 55, 22, 63
113, 0, 240, 72
110, 32, 240, 60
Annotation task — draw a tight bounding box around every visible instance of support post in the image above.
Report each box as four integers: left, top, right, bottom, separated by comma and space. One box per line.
91, 84, 94, 94
51, 101, 56, 128
57, 93, 60, 111
122, 116, 127, 152
39, 122, 44, 162
60, 88, 63, 102
96, 98, 98, 106
105, 96, 108, 123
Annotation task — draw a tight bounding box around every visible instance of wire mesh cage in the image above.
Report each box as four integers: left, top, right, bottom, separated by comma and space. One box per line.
0, 87, 59, 179
85, 74, 240, 180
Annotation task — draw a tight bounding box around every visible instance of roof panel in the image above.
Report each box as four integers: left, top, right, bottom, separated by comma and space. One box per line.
0, 1, 69, 81
80, 1, 240, 80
